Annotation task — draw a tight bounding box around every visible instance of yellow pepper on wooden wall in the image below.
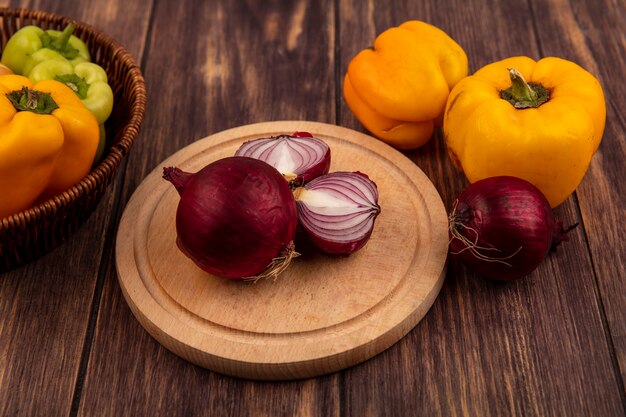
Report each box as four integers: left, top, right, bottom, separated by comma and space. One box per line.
343, 20, 468, 150
0, 75, 99, 218
443, 56, 606, 207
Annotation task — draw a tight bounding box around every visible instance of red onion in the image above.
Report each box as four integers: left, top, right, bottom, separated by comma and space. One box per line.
294, 171, 381, 255
448, 176, 575, 281
235, 132, 330, 187
291, 131, 314, 138
163, 157, 298, 280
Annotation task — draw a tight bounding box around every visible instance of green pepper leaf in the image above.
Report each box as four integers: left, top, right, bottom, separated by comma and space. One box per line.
55, 73, 89, 99
6, 87, 59, 114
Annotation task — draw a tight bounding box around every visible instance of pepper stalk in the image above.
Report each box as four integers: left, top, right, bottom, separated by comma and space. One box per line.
6, 86, 59, 114
42, 23, 80, 59
501, 67, 550, 109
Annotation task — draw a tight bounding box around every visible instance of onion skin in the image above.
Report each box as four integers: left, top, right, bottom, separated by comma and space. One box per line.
305, 221, 375, 255
448, 176, 571, 281
163, 157, 298, 280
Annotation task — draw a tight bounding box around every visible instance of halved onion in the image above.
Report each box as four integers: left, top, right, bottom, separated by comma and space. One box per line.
294, 171, 381, 255
235, 132, 330, 186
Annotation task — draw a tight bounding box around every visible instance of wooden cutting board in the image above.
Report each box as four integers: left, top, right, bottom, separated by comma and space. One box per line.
115, 121, 449, 380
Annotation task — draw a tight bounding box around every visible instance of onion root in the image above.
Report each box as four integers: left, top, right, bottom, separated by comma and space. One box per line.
244, 241, 300, 283
448, 200, 522, 266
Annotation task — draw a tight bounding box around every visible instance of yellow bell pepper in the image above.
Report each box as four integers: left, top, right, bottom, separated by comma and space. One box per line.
0, 75, 99, 218
344, 20, 468, 149
443, 56, 606, 207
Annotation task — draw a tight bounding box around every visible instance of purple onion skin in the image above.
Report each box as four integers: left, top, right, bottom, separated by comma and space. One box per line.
448, 176, 569, 281
163, 157, 298, 279
306, 226, 375, 255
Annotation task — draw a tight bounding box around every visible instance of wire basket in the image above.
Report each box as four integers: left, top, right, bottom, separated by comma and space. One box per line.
0, 8, 146, 272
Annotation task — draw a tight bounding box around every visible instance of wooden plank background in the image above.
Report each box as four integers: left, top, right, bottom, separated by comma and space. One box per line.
0, 0, 624, 416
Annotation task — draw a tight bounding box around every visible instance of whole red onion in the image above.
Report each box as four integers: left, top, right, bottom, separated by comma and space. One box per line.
448, 176, 574, 281
163, 157, 298, 280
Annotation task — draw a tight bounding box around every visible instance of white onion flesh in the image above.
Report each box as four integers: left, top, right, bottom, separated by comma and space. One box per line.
235, 134, 330, 185
295, 172, 380, 254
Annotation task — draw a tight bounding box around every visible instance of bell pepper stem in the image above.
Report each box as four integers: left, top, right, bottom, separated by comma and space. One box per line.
508, 68, 537, 102
55, 73, 89, 99
501, 67, 550, 109
6, 87, 59, 114
51, 23, 76, 51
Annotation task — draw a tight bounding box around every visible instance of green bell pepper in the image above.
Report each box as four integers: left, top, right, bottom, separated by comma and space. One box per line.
29, 60, 114, 124
1, 23, 90, 75
29, 59, 114, 166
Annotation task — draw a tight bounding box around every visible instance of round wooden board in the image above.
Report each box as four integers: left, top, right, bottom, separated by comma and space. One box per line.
115, 121, 448, 380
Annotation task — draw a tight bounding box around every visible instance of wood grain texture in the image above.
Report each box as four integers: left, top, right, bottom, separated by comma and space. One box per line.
114, 121, 448, 380
338, 0, 626, 416
0, 213, 108, 417
527, 0, 626, 390
17, 0, 150, 58
0, 1, 151, 417
77, 0, 341, 415
1, 0, 624, 415
81, 266, 341, 416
